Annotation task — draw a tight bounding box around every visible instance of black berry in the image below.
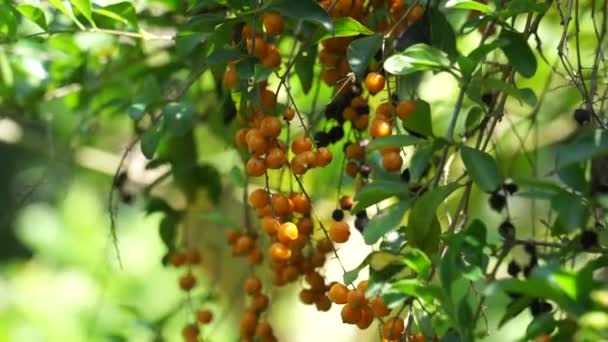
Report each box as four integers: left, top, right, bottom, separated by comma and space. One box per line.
356, 210, 368, 219
574, 108, 591, 125
481, 92, 496, 107
507, 260, 520, 277
328, 126, 344, 143
499, 221, 516, 240
489, 192, 506, 212
354, 216, 369, 232
503, 183, 519, 195
580, 230, 599, 250
523, 243, 537, 256
359, 163, 372, 178
314, 131, 330, 148
332, 209, 344, 222
400, 169, 411, 183
529, 299, 552, 317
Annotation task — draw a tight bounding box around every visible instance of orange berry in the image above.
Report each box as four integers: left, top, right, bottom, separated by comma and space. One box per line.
182, 323, 199, 341
315, 147, 333, 166
246, 129, 268, 155
300, 289, 316, 304
260, 116, 282, 138
329, 221, 351, 243
246, 156, 267, 177
283, 265, 300, 282
235, 235, 255, 255
345, 143, 365, 160
297, 216, 314, 235
263, 12, 285, 36
322, 68, 340, 85
271, 194, 293, 216
355, 114, 370, 130
236, 128, 249, 147
278, 221, 299, 244
291, 155, 308, 175
357, 306, 375, 329
248, 249, 264, 265
316, 238, 333, 253
240, 310, 258, 338
301, 150, 317, 167
328, 282, 350, 304
396, 100, 416, 120
251, 294, 269, 313
343, 106, 358, 121
310, 250, 326, 268
283, 108, 295, 121
371, 296, 391, 317
261, 216, 279, 235
225, 64, 238, 89
340, 196, 353, 210
305, 272, 326, 290
357, 280, 368, 292
341, 303, 362, 324
315, 295, 332, 311
291, 193, 311, 214
346, 161, 359, 178
291, 136, 313, 154
319, 49, 340, 67
247, 37, 267, 58
179, 272, 197, 291
365, 72, 385, 95
347, 288, 367, 308
382, 317, 405, 340
370, 119, 392, 138
196, 309, 213, 324
376, 102, 394, 121
244, 276, 262, 295
255, 321, 273, 338
266, 148, 287, 169
382, 151, 403, 172
411, 333, 426, 342
270, 242, 292, 261
262, 44, 281, 68
257, 205, 273, 218
184, 248, 201, 264
407, 4, 425, 22
226, 229, 241, 244
250, 188, 269, 209
170, 252, 186, 267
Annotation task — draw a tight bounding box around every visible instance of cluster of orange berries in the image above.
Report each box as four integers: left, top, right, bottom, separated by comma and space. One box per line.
169, 248, 215, 342
327, 281, 390, 330
235, 113, 285, 177
226, 228, 264, 265
239, 276, 277, 342
290, 135, 333, 175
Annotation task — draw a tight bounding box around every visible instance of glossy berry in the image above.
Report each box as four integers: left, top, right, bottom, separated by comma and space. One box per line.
341, 303, 362, 324
328, 283, 350, 304
359, 163, 372, 178
332, 209, 344, 221
328, 126, 345, 142
580, 230, 599, 250
329, 221, 351, 243
244, 276, 262, 295
529, 299, 552, 317
383, 151, 403, 172
503, 182, 519, 195
365, 72, 385, 95
354, 216, 368, 232
400, 169, 411, 183
357, 306, 374, 329
499, 221, 516, 240
263, 12, 285, 36
278, 221, 299, 244
314, 131, 330, 147
270, 242, 292, 261
382, 317, 405, 340
370, 297, 390, 317
507, 260, 521, 277
574, 108, 591, 125
250, 189, 269, 209
292, 136, 313, 154
396, 100, 416, 120
340, 196, 353, 211
489, 192, 506, 212
246, 156, 266, 177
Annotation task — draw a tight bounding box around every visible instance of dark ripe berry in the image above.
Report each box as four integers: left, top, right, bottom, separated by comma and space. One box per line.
350, 83, 362, 97
523, 243, 537, 256
507, 260, 521, 277
580, 230, 599, 250
481, 92, 496, 107
354, 216, 368, 232
355, 210, 368, 219
332, 209, 345, 222
499, 221, 516, 240
328, 126, 344, 143
314, 131, 331, 148
400, 169, 411, 183
503, 182, 519, 195
574, 108, 591, 125
374, 49, 383, 62
489, 192, 506, 212
390, 93, 399, 105
355, 105, 370, 115
529, 299, 553, 317
326, 97, 350, 121
523, 258, 537, 278
359, 163, 372, 178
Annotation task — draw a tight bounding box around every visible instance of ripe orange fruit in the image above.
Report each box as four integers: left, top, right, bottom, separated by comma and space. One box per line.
355, 114, 370, 130
261, 216, 279, 235
262, 44, 281, 68
169, 252, 186, 267
244, 276, 262, 295
347, 288, 367, 308
278, 221, 299, 244
250, 188, 269, 209
356, 306, 374, 329
255, 321, 273, 338
382, 151, 403, 172
291, 136, 313, 154
251, 294, 269, 313
357, 280, 368, 292
346, 161, 359, 178
328, 282, 350, 304
407, 4, 425, 22
240, 310, 258, 338
234, 235, 255, 255
376, 102, 394, 121
283, 108, 295, 121
248, 248, 264, 265
226, 229, 241, 244
365, 72, 385, 95
182, 323, 199, 341
297, 216, 314, 235
339, 196, 353, 210
370, 119, 392, 138
247, 37, 267, 59
316, 238, 333, 253
225, 64, 238, 89
315, 295, 332, 311
291, 193, 311, 214
396, 100, 416, 120
345, 143, 365, 160
179, 272, 197, 291
322, 68, 340, 85
299, 289, 317, 304
263, 12, 285, 36
270, 242, 292, 261
271, 194, 293, 216
411, 333, 426, 342
246, 156, 266, 177
260, 89, 276, 110
260, 116, 282, 138
196, 309, 213, 324
315, 147, 333, 166
382, 317, 405, 340
266, 148, 287, 169
371, 296, 391, 317
341, 303, 362, 324
329, 221, 351, 243
235, 128, 248, 147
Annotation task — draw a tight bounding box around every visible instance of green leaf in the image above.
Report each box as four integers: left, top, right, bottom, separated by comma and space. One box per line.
17, 4, 48, 30
468, 39, 509, 64
343, 255, 370, 284
128, 103, 146, 120
402, 248, 432, 278
347, 34, 383, 79
386, 279, 441, 303
461, 146, 501, 192
146, 197, 177, 215
314, 17, 374, 42
499, 29, 537, 78
367, 134, 423, 152
550, 190, 585, 235
194, 164, 222, 204
207, 48, 243, 66
69, 0, 95, 27
465, 106, 483, 132
159, 214, 179, 250
228, 166, 245, 187
429, 8, 457, 59
270, 0, 333, 33
352, 180, 409, 213
294, 44, 318, 94
200, 212, 238, 228
141, 125, 163, 159
407, 183, 461, 254
384, 44, 451, 75
556, 130, 608, 169
49, 0, 85, 29
163, 102, 195, 136
401, 100, 433, 137
445, 0, 492, 13
363, 200, 412, 245
0, 5, 17, 39
96, 2, 137, 29
409, 140, 445, 180
499, 296, 533, 328
483, 78, 537, 106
